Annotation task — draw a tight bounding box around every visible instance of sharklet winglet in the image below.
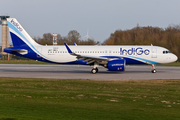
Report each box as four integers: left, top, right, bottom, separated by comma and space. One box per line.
73, 42, 77, 46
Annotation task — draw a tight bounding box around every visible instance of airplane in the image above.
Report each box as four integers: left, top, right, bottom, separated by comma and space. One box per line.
4, 18, 178, 74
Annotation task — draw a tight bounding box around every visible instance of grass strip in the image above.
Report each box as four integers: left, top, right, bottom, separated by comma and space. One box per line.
0, 78, 180, 120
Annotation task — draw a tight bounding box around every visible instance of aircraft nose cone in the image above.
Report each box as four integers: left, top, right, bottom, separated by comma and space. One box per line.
172, 54, 178, 62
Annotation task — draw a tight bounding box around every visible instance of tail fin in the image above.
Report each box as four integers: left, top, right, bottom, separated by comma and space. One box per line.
7, 18, 40, 47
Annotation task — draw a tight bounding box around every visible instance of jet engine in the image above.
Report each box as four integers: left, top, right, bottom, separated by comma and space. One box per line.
107, 59, 125, 71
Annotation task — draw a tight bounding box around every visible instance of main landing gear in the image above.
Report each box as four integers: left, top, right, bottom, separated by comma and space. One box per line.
91, 62, 99, 74
151, 64, 157, 73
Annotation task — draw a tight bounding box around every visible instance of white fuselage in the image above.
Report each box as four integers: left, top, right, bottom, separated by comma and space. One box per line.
35, 45, 177, 64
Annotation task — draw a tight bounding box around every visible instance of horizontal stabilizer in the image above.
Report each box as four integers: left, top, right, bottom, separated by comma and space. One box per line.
4, 47, 28, 55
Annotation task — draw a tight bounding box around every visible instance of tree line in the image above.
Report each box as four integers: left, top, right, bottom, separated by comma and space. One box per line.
33, 30, 98, 45
103, 24, 180, 61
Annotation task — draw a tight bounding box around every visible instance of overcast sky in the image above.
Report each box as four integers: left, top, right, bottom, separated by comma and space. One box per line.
1, 0, 180, 44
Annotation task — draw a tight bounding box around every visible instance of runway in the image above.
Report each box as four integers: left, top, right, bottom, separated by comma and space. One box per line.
0, 64, 179, 80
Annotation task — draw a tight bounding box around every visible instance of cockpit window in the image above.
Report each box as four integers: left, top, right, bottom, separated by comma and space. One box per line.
163, 51, 171, 54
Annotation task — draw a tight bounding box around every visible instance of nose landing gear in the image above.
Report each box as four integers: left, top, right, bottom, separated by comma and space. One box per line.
151, 64, 157, 73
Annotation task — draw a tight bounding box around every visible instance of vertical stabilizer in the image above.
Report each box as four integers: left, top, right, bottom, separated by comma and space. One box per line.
7, 18, 40, 47
5, 18, 48, 61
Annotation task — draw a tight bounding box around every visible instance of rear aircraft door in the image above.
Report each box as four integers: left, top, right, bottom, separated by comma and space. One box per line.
151, 47, 157, 58
36, 47, 42, 58
109, 50, 112, 56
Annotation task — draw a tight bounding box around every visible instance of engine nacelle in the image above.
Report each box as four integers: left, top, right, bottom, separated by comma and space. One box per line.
108, 59, 125, 71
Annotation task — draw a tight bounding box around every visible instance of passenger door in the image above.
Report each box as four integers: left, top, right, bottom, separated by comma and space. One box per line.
151, 47, 157, 58
36, 47, 42, 58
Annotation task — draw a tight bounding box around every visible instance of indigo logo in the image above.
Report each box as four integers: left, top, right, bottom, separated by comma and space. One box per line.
11, 19, 23, 32
120, 47, 150, 55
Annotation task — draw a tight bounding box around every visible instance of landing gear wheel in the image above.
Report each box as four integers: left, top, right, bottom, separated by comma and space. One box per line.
151, 69, 156, 73
151, 64, 156, 73
95, 67, 98, 73
91, 68, 98, 74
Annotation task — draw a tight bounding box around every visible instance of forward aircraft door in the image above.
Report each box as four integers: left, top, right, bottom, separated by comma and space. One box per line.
151, 47, 157, 58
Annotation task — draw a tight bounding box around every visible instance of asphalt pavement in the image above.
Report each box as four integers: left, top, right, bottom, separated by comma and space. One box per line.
0, 64, 179, 80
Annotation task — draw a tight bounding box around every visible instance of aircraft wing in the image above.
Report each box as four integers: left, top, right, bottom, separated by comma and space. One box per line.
64, 43, 109, 64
